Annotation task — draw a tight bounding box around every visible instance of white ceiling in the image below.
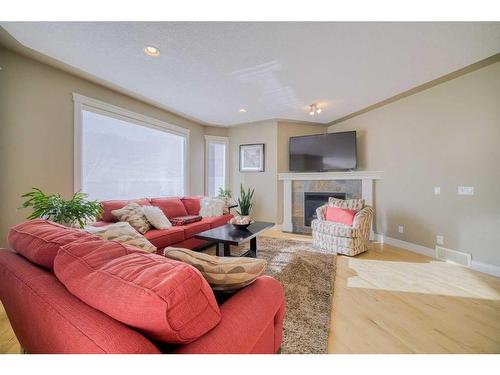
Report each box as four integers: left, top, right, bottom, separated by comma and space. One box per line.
3, 22, 500, 126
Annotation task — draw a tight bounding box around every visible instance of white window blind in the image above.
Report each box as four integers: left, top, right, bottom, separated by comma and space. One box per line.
206, 136, 228, 198
80, 109, 187, 201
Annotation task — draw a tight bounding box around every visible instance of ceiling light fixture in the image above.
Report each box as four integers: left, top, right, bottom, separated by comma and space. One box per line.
309, 104, 322, 116
239, 108, 247, 113
144, 45, 160, 57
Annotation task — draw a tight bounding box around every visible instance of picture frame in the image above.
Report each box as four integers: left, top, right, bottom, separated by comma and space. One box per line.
239, 143, 265, 172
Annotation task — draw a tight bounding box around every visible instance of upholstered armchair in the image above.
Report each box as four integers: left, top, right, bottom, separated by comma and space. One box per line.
311, 200, 374, 256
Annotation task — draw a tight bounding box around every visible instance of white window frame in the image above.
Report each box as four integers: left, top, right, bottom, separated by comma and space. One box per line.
205, 135, 229, 197
73, 93, 190, 196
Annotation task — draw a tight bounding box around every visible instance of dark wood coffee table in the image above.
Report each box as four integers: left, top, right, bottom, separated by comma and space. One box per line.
195, 221, 274, 258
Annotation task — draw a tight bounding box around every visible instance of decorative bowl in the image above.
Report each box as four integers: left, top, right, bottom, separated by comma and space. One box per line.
231, 222, 252, 230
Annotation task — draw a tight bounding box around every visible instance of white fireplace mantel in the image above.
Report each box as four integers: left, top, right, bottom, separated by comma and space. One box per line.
278, 171, 383, 233
278, 171, 383, 181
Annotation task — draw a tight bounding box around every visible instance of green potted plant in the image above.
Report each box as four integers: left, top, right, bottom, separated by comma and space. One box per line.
230, 184, 254, 229
19, 188, 103, 228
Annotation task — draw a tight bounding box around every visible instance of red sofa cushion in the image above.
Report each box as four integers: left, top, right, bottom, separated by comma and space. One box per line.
7, 219, 95, 270
182, 221, 211, 238
54, 239, 221, 344
181, 196, 202, 215
100, 198, 151, 222
326, 207, 356, 226
144, 227, 185, 249
202, 214, 233, 229
172, 238, 211, 250
151, 197, 188, 219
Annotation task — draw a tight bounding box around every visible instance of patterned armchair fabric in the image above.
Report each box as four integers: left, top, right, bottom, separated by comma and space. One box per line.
312, 205, 374, 256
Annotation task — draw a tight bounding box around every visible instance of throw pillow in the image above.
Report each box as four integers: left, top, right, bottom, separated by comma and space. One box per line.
170, 215, 202, 226
111, 203, 151, 234
143, 205, 172, 230
164, 247, 267, 291
326, 207, 356, 226
85, 222, 157, 253
328, 197, 365, 212
199, 197, 224, 217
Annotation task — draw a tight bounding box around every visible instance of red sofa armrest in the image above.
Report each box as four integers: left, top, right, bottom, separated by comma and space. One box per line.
175, 275, 285, 354
0, 249, 161, 354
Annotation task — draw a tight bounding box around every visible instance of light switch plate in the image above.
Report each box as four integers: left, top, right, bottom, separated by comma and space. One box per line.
436, 235, 444, 245
398, 225, 404, 233
434, 187, 441, 195
458, 186, 474, 195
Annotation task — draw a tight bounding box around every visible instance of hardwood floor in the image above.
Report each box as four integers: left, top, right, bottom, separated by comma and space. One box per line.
1, 231, 499, 354
0, 301, 19, 354
264, 230, 500, 353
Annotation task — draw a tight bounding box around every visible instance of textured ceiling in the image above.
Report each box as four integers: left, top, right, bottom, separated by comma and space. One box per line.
2, 22, 500, 126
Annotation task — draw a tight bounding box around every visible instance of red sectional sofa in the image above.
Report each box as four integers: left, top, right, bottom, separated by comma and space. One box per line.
0, 220, 285, 354
95, 196, 233, 252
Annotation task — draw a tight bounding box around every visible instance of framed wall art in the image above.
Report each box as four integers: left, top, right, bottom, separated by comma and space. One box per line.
239, 143, 265, 172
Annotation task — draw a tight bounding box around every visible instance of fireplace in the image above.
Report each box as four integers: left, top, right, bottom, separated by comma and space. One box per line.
304, 192, 346, 227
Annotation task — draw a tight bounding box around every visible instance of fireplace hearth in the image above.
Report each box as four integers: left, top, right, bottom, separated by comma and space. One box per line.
304, 192, 346, 227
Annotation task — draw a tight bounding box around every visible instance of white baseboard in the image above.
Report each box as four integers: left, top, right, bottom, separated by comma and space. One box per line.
374, 233, 500, 278
471, 260, 500, 278
374, 233, 435, 258
272, 224, 283, 231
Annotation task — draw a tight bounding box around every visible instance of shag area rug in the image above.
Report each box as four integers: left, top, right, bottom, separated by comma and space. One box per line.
204, 237, 336, 354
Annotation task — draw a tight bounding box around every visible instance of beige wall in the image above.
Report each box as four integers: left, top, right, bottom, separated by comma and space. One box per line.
328, 61, 500, 267
0, 46, 220, 246
276, 121, 327, 224
227, 120, 326, 224
203, 126, 229, 137
228, 121, 278, 222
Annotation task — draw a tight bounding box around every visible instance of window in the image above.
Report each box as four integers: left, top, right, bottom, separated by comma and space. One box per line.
74, 94, 189, 201
205, 135, 229, 198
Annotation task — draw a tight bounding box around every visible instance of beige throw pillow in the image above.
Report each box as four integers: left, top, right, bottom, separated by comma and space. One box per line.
328, 197, 365, 212
143, 205, 172, 230
85, 222, 157, 253
199, 197, 224, 217
111, 203, 151, 234
164, 247, 267, 291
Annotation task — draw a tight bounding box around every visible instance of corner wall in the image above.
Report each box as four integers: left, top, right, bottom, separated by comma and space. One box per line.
328, 60, 500, 267
228, 121, 278, 222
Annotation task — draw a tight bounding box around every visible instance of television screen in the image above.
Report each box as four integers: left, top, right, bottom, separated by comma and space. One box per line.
289, 131, 357, 171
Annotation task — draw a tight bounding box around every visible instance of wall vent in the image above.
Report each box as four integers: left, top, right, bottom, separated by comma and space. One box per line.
435, 246, 471, 267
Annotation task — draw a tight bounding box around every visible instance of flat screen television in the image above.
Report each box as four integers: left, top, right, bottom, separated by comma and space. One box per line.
289, 131, 357, 172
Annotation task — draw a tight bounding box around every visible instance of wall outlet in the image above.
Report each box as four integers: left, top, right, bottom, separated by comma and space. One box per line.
458, 186, 474, 195
434, 186, 441, 195
398, 225, 404, 233
436, 235, 444, 245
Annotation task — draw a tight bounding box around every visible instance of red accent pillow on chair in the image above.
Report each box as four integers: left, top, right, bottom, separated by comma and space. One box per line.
326, 207, 356, 226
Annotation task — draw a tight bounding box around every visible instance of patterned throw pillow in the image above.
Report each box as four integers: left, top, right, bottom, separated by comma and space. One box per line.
199, 197, 224, 217
143, 205, 172, 230
164, 247, 267, 291
111, 203, 151, 234
328, 197, 365, 212
170, 215, 202, 226
85, 222, 157, 253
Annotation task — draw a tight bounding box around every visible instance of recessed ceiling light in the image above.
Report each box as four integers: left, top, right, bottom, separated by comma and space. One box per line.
144, 45, 160, 57
239, 108, 247, 113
